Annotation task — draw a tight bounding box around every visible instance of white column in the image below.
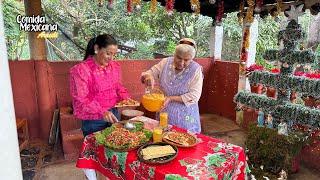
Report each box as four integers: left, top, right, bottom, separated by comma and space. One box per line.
0, 3, 23, 180
245, 16, 259, 90
209, 25, 224, 60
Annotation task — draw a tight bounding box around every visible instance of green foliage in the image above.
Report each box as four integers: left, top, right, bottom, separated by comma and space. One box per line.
3, 0, 29, 60
246, 125, 306, 177
126, 43, 154, 60
40, 0, 213, 60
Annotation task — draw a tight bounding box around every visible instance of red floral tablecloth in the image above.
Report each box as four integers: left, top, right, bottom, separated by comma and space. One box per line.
76, 127, 248, 180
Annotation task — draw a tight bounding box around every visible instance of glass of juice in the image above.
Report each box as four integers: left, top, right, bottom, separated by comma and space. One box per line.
159, 112, 168, 128
153, 127, 163, 143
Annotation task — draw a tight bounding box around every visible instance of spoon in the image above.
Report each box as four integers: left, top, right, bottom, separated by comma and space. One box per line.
124, 122, 135, 130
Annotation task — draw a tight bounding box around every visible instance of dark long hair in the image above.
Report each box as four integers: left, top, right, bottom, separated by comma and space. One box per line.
83, 34, 118, 60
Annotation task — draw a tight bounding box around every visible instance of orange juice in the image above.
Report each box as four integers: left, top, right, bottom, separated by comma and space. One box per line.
159, 112, 168, 128
153, 127, 163, 143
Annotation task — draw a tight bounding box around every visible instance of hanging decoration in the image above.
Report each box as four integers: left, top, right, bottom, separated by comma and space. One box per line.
209, 0, 216, 4
133, 0, 142, 11
240, 28, 250, 61
215, 0, 224, 25
254, 0, 263, 13
127, 0, 133, 15
190, 0, 201, 14
276, 0, 283, 16
150, 0, 157, 13
98, 0, 104, 7
244, 0, 255, 25
166, 0, 175, 15
107, 0, 114, 10
238, 0, 244, 25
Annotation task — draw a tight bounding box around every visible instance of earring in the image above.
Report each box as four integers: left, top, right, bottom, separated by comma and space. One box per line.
94, 50, 98, 54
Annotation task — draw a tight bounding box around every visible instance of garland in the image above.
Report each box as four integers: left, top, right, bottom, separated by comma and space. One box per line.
190, 0, 200, 14
234, 91, 320, 126
249, 71, 320, 98
264, 49, 315, 64
240, 27, 250, 62
150, 0, 157, 13
215, 0, 224, 25
276, 0, 283, 16
244, 0, 255, 25
166, 0, 175, 15
238, 0, 244, 25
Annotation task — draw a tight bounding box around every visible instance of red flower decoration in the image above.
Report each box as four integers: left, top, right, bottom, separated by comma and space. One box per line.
305, 72, 320, 79
246, 64, 264, 72
294, 71, 305, 76
270, 68, 280, 74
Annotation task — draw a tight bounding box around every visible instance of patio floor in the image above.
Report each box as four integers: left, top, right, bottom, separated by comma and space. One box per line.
21, 114, 320, 180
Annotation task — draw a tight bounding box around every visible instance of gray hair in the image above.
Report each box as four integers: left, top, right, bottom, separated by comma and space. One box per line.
174, 44, 196, 59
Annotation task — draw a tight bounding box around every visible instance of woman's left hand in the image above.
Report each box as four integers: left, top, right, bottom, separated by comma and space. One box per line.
161, 96, 171, 110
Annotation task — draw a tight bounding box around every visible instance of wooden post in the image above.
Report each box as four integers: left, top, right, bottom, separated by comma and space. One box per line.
24, 0, 56, 140
24, 0, 47, 60
236, 16, 259, 125
0, 4, 23, 180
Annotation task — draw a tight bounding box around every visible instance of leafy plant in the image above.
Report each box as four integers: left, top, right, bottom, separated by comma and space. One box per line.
246, 125, 307, 178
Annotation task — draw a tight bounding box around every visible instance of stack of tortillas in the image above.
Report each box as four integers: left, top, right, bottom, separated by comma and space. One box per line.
141, 145, 176, 160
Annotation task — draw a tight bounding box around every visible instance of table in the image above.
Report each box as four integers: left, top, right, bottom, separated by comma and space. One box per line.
76, 123, 247, 180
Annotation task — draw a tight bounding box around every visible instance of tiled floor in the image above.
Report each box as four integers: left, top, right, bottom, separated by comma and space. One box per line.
21, 114, 320, 180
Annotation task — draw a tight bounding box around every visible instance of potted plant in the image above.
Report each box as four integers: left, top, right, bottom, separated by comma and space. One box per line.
248, 66, 265, 94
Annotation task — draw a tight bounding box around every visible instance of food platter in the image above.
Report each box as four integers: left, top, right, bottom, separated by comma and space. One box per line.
115, 98, 140, 107
162, 131, 198, 148
95, 123, 152, 152
137, 142, 178, 164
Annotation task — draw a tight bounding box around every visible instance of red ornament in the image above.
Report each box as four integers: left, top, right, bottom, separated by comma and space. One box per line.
270, 68, 280, 74
294, 71, 305, 76
215, 0, 224, 25
166, 0, 174, 14
127, 0, 133, 14
246, 64, 264, 72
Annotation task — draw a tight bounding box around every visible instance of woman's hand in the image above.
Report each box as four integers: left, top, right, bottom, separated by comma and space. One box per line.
161, 96, 172, 110
141, 74, 155, 89
103, 111, 118, 123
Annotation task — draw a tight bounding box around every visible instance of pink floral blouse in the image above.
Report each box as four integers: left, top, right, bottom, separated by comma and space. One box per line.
70, 56, 129, 120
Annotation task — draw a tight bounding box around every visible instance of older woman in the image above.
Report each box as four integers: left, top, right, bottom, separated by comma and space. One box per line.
141, 38, 203, 133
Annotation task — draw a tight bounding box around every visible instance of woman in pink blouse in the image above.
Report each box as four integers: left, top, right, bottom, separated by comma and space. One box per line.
70, 34, 130, 137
